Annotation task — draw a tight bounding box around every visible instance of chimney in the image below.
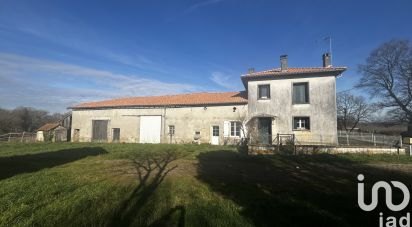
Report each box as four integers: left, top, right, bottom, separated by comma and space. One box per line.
280, 55, 288, 71
248, 68, 255, 74
322, 53, 331, 67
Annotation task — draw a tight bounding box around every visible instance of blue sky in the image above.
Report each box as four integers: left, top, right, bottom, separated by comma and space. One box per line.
0, 0, 411, 112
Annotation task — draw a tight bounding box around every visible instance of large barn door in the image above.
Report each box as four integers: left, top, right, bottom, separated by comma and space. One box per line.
92, 120, 108, 142
140, 116, 161, 143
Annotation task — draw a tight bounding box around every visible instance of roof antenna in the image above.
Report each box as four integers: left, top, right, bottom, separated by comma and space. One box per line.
324, 36, 332, 65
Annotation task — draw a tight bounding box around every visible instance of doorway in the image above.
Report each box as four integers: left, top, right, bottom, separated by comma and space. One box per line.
140, 116, 161, 143
258, 118, 272, 144
92, 120, 108, 142
211, 125, 219, 145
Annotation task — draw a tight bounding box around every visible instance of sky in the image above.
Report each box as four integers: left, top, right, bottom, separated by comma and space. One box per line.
0, 0, 411, 113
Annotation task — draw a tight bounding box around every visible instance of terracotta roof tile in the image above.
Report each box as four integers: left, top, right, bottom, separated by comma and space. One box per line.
37, 123, 60, 131
71, 91, 248, 109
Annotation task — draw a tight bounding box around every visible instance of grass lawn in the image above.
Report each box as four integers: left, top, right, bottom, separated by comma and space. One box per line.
1, 143, 412, 227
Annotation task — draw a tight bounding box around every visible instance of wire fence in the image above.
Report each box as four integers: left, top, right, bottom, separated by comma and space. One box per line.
338, 130, 402, 147
0, 132, 37, 142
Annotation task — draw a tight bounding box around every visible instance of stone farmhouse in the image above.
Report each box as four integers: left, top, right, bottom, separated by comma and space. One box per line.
70, 54, 346, 146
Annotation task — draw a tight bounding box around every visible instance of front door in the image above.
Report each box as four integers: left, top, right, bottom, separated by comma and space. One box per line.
258, 118, 272, 144
211, 126, 219, 145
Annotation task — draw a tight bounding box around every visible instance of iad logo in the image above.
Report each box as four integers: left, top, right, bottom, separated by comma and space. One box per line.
357, 174, 411, 227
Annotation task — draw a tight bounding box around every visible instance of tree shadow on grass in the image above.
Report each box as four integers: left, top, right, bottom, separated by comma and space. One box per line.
197, 151, 412, 227
148, 205, 185, 227
109, 150, 182, 227
0, 147, 107, 180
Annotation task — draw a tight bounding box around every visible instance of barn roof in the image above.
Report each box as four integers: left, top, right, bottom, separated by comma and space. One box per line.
37, 123, 60, 131
70, 91, 248, 109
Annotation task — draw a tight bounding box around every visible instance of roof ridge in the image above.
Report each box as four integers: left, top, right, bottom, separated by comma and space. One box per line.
92, 91, 244, 101
242, 66, 347, 77
71, 90, 248, 109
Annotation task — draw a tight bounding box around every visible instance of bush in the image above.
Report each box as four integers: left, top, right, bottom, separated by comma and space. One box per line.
279, 140, 295, 155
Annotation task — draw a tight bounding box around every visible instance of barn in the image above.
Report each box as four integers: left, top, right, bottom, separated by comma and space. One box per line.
70, 92, 248, 144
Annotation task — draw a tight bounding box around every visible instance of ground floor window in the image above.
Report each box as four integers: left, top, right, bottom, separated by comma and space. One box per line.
293, 117, 310, 130
230, 121, 241, 137
168, 125, 175, 135
212, 126, 219, 136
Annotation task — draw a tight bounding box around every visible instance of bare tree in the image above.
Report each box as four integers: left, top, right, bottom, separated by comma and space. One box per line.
337, 91, 374, 132
357, 39, 412, 135
0, 106, 67, 134
235, 111, 260, 145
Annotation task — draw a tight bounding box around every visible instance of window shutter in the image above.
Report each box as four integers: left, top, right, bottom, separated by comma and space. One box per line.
223, 121, 230, 137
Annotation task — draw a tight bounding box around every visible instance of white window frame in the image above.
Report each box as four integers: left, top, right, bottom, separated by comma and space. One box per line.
230, 121, 241, 137
212, 126, 219, 137
293, 117, 310, 131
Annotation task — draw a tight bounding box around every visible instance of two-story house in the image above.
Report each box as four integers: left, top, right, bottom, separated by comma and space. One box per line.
70, 53, 346, 146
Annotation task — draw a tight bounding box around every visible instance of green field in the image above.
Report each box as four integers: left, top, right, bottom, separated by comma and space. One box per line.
1, 143, 412, 227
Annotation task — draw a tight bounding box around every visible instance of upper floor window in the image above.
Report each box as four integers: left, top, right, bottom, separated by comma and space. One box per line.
230, 121, 241, 137
293, 117, 310, 130
258, 84, 270, 99
293, 82, 309, 104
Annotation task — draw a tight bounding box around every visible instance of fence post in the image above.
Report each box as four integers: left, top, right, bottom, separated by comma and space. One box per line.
400, 136, 403, 148
8, 133, 11, 142
21, 132, 25, 142
373, 134, 376, 146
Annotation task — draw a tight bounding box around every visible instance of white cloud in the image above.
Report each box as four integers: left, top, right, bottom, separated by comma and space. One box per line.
0, 53, 200, 112
210, 71, 239, 90
185, 0, 224, 13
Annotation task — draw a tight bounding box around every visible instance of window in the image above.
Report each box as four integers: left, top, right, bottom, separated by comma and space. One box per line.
293, 117, 310, 130
230, 121, 241, 137
169, 125, 175, 135
212, 126, 219, 136
258, 84, 270, 99
293, 82, 309, 104
112, 128, 120, 142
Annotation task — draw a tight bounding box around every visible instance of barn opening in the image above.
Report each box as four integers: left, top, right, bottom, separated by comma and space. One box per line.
92, 120, 108, 142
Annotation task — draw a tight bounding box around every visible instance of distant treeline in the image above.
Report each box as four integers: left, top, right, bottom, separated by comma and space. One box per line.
0, 107, 67, 134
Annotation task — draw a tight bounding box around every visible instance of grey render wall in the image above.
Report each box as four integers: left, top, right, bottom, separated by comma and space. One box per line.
71, 104, 247, 144
247, 75, 338, 145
